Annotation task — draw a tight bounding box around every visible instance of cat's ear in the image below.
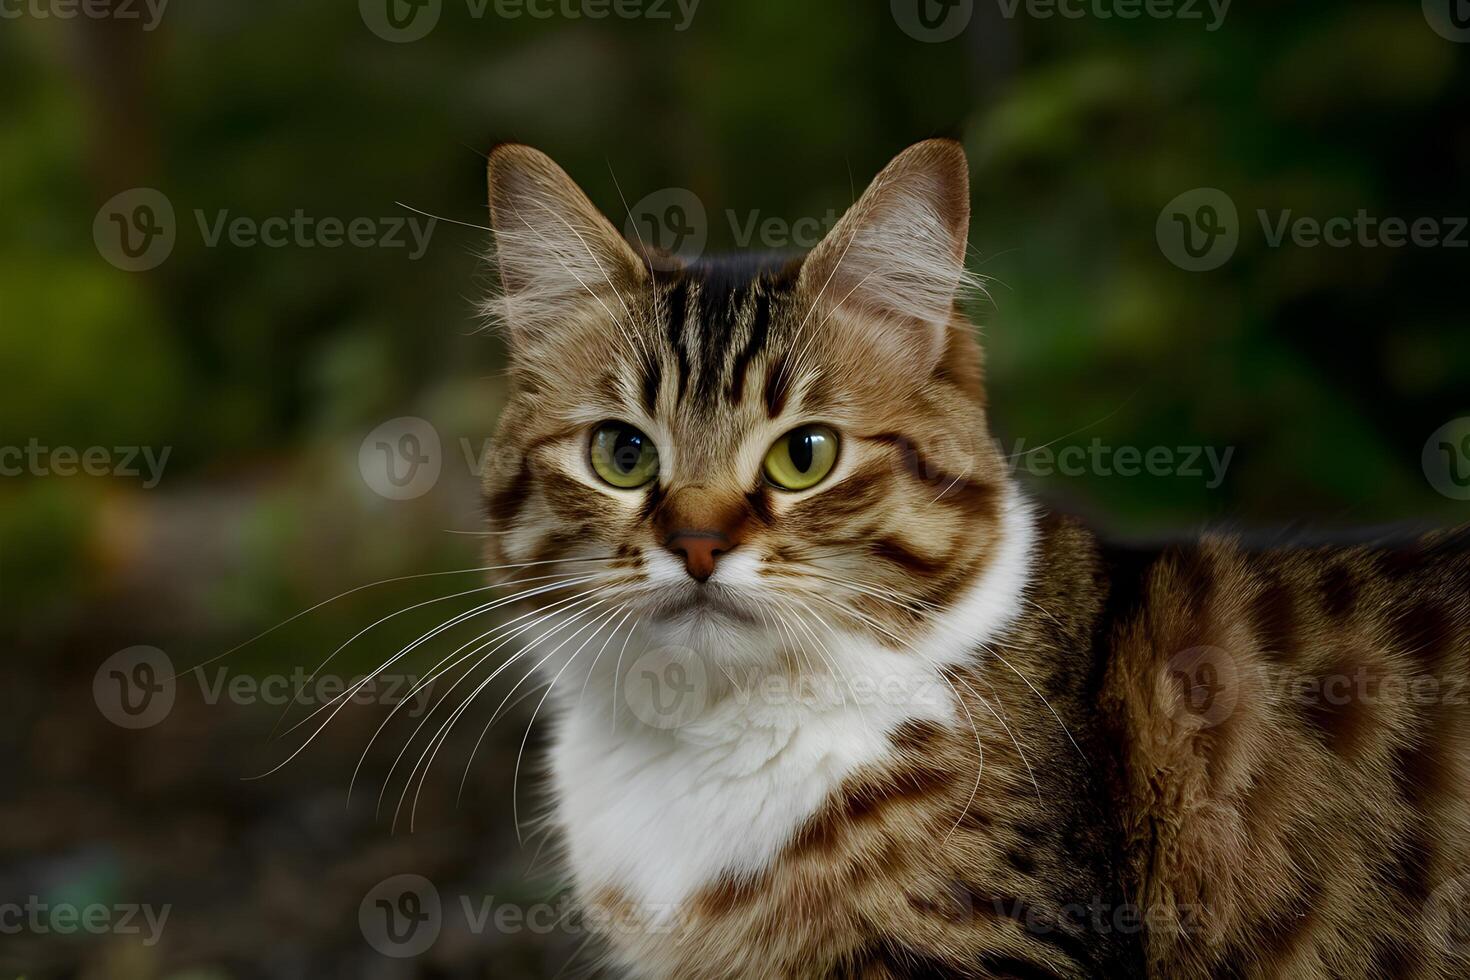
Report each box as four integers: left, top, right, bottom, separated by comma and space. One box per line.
799, 139, 972, 364
484, 144, 646, 342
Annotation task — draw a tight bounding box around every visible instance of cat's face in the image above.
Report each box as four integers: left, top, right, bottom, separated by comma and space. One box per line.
481, 141, 1009, 667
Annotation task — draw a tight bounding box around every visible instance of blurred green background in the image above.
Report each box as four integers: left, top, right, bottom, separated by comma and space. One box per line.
3, 1, 1468, 976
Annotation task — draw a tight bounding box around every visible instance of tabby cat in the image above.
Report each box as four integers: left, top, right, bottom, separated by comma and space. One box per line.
477, 140, 1470, 979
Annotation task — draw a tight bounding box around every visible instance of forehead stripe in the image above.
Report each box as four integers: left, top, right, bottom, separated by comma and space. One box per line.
728, 286, 771, 404
664, 279, 691, 402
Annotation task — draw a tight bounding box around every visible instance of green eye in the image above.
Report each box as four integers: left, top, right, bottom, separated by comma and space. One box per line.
590, 421, 659, 489
764, 425, 839, 491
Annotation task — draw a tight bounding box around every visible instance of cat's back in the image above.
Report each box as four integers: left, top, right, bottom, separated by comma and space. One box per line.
1098, 524, 1470, 978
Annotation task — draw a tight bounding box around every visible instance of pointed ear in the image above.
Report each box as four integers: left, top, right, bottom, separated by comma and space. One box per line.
798, 139, 972, 364
484, 144, 646, 342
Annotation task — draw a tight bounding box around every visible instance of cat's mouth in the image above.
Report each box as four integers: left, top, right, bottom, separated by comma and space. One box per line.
649, 584, 761, 626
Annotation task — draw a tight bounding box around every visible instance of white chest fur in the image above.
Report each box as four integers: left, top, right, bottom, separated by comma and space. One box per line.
547, 494, 1036, 910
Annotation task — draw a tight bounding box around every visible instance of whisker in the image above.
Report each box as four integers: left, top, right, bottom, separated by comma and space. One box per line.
934, 670, 985, 845
346, 580, 616, 804
245, 578, 597, 781
952, 670, 1042, 807
276, 570, 602, 740
405, 598, 616, 832
979, 642, 1088, 765
578, 607, 638, 709
377, 589, 614, 820
510, 605, 627, 842
176, 555, 616, 680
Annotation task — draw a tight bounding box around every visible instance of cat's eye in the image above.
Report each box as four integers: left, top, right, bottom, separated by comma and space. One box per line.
763, 425, 839, 491
589, 421, 659, 489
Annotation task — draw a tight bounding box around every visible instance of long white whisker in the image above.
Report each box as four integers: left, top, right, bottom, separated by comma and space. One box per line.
980, 644, 1088, 765
378, 590, 613, 820
578, 607, 637, 709
345, 579, 615, 803
935, 670, 985, 845
510, 605, 626, 841
441, 599, 614, 828
406, 597, 615, 832
277, 570, 602, 740
176, 555, 614, 679
953, 670, 1042, 807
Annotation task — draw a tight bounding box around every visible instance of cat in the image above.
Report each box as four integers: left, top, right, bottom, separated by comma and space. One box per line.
476, 140, 1470, 979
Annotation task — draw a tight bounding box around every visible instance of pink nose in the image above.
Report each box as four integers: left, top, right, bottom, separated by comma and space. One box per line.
665, 531, 733, 582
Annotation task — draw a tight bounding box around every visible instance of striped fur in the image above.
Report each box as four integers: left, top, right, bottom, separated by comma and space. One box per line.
477, 143, 1470, 978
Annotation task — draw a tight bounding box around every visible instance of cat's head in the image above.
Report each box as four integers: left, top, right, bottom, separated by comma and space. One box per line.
481, 140, 1014, 669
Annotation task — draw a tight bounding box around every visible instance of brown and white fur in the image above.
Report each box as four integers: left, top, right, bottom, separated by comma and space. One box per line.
477, 140, 1470, 979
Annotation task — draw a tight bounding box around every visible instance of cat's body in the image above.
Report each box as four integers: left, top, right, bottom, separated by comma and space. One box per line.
477, 141, 1470, 978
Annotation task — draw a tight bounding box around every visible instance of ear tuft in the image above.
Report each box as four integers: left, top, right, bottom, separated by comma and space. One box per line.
799, 139, 975, 360
482, 144, 645, 342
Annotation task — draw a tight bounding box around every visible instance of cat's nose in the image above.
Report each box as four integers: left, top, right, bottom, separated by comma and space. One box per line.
664, 530, 734, 582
